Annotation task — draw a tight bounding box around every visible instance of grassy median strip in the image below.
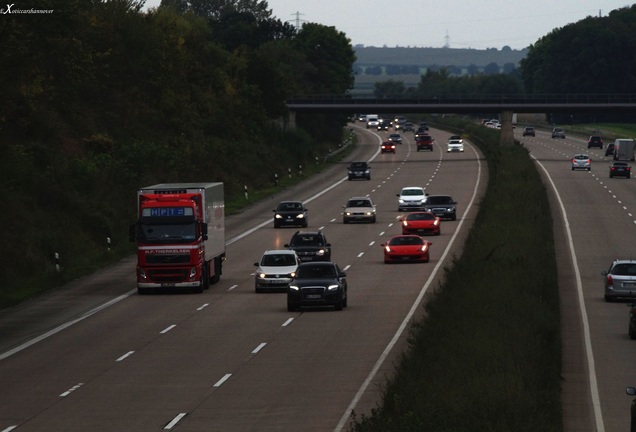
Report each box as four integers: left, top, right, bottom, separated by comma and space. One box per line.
350, 120, 562, 431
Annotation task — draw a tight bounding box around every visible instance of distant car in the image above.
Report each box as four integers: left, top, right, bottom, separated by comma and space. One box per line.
343, 196, 376, 223
423, 194, 458, 220
254, 250, 300, 293
381, 235, 432, 263
610, 161, 631, 178
348, 161, 371, 180
552, 127, 566, 138
605, 142, 615, 157
402, 122, 415, 132
571, 154, 591, 171
285, 231, 331, 262
629, 304, 636, 339
287, 261, 347, 311
388, 133, 403, 144
419, 122, 429, 130
377, 119, 391, 131
357, 114, 367, 122
273, 201, 308, 228
400, 212, 440, 236
381, 141, 396, 153
522, 127, 535, 137
447, 138, 464, 152
416, 134, 434, 151
588, 135, 603, 149
602, 259, 636, 302
397, 186, 428, 211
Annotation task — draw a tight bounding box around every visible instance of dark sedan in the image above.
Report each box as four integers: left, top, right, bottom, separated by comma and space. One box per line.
423, 194, 458, 220
273, 201, 308, 228
287, 262, 347, 311
610, 161, 631, 178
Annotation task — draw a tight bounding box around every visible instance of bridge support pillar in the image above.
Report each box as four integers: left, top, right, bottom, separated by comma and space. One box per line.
500, 110, 514, 146
286, 110, 296, 130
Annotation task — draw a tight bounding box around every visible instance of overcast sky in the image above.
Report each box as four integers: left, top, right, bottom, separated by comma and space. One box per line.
143, 0, 633, 50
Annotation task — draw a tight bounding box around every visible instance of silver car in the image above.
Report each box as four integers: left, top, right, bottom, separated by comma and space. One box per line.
254, 250, 300, 293
343, 196, 376, 223
571, 154, 591, 171
602, 260, 636, 301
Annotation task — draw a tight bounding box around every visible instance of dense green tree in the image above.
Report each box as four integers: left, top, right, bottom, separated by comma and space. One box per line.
374, 80, 406, 98
521, 5, 636, 95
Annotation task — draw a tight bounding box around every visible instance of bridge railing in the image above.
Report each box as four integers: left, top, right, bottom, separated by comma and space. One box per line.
287, 94, 636, 105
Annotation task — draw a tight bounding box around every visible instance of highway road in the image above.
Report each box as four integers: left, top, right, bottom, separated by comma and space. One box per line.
0, 125, 486, 432
517, 128, 636, 432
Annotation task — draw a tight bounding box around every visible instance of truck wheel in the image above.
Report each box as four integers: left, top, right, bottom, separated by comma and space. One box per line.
211, 257, 222, 284
202, 264, 210, 290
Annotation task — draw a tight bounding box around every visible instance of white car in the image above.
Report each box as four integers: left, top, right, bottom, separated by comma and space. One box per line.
343, 196, 376, 223
397, 187, 428, 212
447, 139, 464, 152
254, 250, 300, 293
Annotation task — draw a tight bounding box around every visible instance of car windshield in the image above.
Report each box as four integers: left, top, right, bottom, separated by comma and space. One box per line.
389, 236, 423, 246
402, 189, 424, 196
407, 213, 435, 221
261, 254, 297, 266
347, 199, 371, 207
427, 196, 453, 204
296, 264, 336, 278
612, 263, 636, 276
350, 163, 366, 169
278, 202, 302, 211
291, 235, 323, 246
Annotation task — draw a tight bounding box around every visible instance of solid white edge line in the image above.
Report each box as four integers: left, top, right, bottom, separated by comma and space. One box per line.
116, 351, 135, 362
160, 324, 176, 334
532, 155, 604, 432
0, 290, 136, 361
334, 142, 483, 431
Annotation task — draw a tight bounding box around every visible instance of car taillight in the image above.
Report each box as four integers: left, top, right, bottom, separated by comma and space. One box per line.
587, 159, 591, 163
607, 275, 613, 285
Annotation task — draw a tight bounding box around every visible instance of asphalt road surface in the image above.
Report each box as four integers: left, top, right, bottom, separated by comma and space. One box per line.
518, 128, 636, 432
0, 125, 486, 432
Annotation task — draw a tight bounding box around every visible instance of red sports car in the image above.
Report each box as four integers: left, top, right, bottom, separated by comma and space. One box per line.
400, 212, 441, 235
381, 235, 432, 263
381, 141, 396, 153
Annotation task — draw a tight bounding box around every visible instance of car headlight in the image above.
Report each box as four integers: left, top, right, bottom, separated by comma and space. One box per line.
289, 272, 296, 278
275, 214, 283, 219
384, 246, 392, 253
316, 249, 325, 256
296, 214, 305, 219
327, 284, 339, 291
447, 207, 456, 213
399, 199, 405, 204
257, 272, 266, 279
289, 285, 299, 291
345, 211, 352, 216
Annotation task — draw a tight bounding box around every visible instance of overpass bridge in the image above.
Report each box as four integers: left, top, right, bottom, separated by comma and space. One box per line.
285, 94, 636, 145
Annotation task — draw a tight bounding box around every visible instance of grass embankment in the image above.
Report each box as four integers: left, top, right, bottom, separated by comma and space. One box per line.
350, 119, 562, 431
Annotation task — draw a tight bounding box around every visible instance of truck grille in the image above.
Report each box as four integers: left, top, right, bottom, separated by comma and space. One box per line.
148, 269, 189, 282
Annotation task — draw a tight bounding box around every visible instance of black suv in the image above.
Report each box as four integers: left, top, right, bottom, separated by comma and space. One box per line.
423, 194, 458, 220
273, 201, 308, 228
588, 135, 603, 149
285, 231, 331, 262
347, 161, 371, 180
377, 119, 391, 131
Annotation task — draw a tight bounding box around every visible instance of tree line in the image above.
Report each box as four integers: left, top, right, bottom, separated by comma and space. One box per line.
372, 4, 636, 124
0, 0, 355, 304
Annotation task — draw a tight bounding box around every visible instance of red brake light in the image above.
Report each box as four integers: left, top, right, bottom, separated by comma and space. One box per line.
607, 275, 613, 285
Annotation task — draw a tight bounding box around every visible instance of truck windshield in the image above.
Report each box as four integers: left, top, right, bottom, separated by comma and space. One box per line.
140, 222, 197, 242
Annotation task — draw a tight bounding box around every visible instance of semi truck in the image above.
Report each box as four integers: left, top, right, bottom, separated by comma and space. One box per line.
614, 138, 635, 161
129, 183, 225, 294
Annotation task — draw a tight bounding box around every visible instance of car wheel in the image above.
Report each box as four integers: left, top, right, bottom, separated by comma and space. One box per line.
302, 220, 308, 228
137, 287, 150, 295
343, 292, 348, 308
587, 168, 591, 171
605, 295, 612, 302
371, 216, 376, 223
287, 300, 297, 312
630, 324, 636, 340
274, 221, 280, 228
